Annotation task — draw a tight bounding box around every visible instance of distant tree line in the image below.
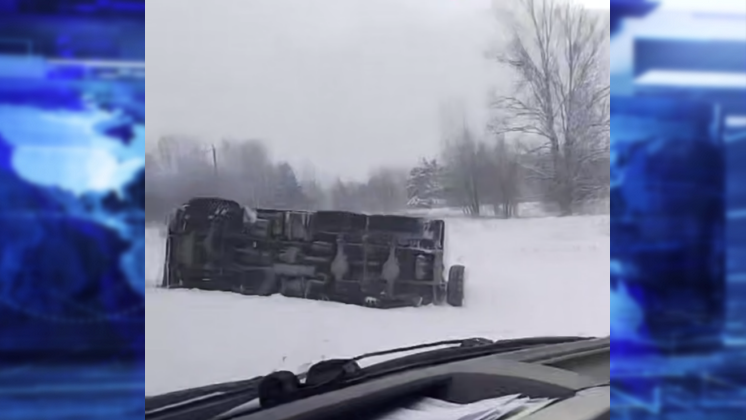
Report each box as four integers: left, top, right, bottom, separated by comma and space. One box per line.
146, 128, 608, 223
145, 137, 410, 222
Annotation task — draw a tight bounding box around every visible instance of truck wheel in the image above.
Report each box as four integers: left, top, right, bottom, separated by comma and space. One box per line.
446, 265, 465, 307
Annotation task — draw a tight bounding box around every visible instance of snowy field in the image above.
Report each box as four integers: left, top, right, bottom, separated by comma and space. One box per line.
145, 213, 610, 395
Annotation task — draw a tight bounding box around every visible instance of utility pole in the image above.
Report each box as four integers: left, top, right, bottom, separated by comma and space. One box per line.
211, 144, 218, 177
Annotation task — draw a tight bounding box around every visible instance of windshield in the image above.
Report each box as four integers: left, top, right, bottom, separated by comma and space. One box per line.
145, 0, 610, 397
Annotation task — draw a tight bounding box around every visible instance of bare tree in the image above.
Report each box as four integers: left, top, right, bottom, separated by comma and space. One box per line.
295, 164, 328, 210
217, 139, 277, 207
300, 178, 328, 210
437, 98, 525, 218
489, 0, 609, 215
159, 139, 218, 208
441, 124, 486, 216
484, 135, 521, 218
366, 167, 408, 213
329, 179, 357, 212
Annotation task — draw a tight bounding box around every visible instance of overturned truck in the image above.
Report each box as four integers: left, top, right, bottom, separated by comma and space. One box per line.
162, 197, 465, 308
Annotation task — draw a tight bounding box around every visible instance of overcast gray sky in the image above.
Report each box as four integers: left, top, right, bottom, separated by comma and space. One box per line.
146, 0, 606, 181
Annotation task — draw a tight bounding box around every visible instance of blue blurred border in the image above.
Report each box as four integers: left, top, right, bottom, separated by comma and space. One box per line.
611, 1, 746, 418
0, 1, 144, 419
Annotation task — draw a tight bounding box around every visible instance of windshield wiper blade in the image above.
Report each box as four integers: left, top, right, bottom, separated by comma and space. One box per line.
145, 337, 491, 420
146, 336, 593, 420
257, 336, 591, 409
145, 376, 264, 420
146, 377, 262, 413
362, 336, 591, 376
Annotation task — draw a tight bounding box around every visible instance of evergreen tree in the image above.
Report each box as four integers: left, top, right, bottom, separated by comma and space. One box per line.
273, 162, 305, 209
406, 158, 443, 208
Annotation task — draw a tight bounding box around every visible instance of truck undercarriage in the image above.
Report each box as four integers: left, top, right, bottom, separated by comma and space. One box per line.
162, 198, 465, 309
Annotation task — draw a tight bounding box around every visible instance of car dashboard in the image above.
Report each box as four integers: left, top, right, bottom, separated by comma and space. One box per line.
233, 337, 610, 420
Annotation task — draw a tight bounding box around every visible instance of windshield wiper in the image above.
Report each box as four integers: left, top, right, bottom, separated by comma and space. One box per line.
145, 377, 263, 413
145, 336, 592, 420
257, 336, 591, 409
145, 376, 265, 420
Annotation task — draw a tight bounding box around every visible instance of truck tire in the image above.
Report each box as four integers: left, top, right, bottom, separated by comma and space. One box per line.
446, 265, 465, 307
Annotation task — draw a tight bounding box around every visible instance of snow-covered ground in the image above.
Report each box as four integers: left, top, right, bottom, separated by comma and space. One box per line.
145, 214, 609, 395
